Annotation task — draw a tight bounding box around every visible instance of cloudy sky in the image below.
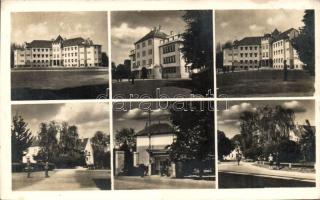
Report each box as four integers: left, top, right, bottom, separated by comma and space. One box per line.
113, 102, 171, 135
11, 12, 108, 53
111, 11, 186, 65
216, 10, 305, 45
217, 100, 315, 139
12, 102, 109, 139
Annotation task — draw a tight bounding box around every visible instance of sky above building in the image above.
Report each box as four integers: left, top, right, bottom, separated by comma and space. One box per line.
11, 12, 108, 53
215, 10, 305, 45
217, 100, 315, 139
113, 102, 171, 136
12, 103, 109, 139
111, 10, 186, 65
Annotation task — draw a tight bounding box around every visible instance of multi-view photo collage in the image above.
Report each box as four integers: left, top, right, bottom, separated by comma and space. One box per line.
9, 9, 316, 191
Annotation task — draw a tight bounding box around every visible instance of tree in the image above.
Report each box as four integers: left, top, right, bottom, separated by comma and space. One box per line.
57, 123, 83, 167
218, 130, 234, 161
116, 64, 131, 79
36, 121, 59, 162
181, 10, 213, 71
11, 115, 33, 162
299, 120, 315, 162
181, 10, 213, 95
293, 10, 315, 75
169, 102, 214, 161
101, 52, 109, 67
91, 131, 110, 169
169, 102, 214, 177
115, 128, 136, 151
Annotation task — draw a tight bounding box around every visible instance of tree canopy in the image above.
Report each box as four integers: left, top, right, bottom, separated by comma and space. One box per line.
293, 10, 315, 75
169, 102, 214, 162
11, 115, 34, 162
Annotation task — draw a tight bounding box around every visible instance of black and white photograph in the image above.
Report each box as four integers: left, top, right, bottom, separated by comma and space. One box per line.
111, 10, 213, 99
217, 100, 316, 188
113, 101, 215, 189
11, 12, 109, 100
216, 10, 315, 97
11, 102, 111, 191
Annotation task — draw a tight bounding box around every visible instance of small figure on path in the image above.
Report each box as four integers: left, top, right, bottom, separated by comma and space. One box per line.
268, 153, 274, 169
26, 158, 31, 178
130, 72, 135, 85
44, 161, 50, 178
236, 151, 241, 166
275, 152, 281, 170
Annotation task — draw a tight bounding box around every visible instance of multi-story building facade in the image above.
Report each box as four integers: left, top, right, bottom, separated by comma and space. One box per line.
129, 27, 190, 79
13, 35, 102, 68
222, 28, 305, 71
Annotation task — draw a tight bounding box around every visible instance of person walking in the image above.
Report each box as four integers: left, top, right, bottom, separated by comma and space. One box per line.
26, 158, 31, 178
236, 151, 241, 166
268, 153, 274, 169
44, 161, 50, 178
276, 152, 281, 170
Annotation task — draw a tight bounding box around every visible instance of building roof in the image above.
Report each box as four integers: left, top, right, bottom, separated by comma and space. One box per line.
26, 40, 52, 48
235, 36, 262, 46
135, 123, 175, 136
135, 29, 168, 44
274, 28, 297, 41
63, 37, 86, 47
81, 138, 89, 149
54, 35, 64, 43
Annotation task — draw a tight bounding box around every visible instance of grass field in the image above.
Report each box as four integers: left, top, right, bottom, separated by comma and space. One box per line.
112, 79, 201, 98
11, 70, 109, 100
217, 70, 315, 97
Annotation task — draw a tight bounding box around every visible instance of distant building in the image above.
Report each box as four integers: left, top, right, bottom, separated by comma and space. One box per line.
134, 122, 175, 175
129, 27, 190, 79
222, 28, 305, 71
13, 35, 102, 68
22, 139, 41, 164
81, 138, 94, 166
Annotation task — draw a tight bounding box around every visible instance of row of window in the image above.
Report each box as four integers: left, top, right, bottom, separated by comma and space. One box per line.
239, 46, 258, 51
274, 58, 285, 64
136, 49, 152, 58
162, 44, 175, 54
239, 60, 259, 64
273, 40, 283, 48
136, 59, 153, 67
32, 48, 50, 52
163, 67, 177, 74
163, 55, 176, 64
261, 44, 269, 50
240, 53, 258, 58
262, 52, 269, 58
63, 46, 78, 51
136, 39, 152, 49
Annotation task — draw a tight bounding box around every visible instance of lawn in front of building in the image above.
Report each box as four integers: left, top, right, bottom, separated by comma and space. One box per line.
217, 70, 315, 97
112, 78, 210, 98
11, 69, 109, 100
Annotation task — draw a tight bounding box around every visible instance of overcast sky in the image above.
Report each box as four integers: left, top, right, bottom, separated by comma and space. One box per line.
12, 103, 109, 139
11, 12, 108, 53
111, 10, 186, 65
217, 100, 315, 139
215, 10, 305, 45
113, 102, 171, 136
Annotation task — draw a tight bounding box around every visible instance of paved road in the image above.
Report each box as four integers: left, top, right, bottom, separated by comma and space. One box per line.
114, 175, 215, 190
218, 161, 315, 188
13, 168, 111, 191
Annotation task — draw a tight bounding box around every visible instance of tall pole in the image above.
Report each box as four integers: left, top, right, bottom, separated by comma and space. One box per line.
148, 109, 152, 175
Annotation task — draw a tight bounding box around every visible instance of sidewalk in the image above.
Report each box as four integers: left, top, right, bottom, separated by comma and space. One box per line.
219, 161, 315, 182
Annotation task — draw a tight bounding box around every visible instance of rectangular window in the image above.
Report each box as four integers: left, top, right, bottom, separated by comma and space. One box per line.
249, 47, 252, 50
148, 49, 152, 55
148, 39, 152, 45
142, 42, 146, 47
137, 52, 140, 58
148, 59, 152, 65
142, 60, 146, 65
142, 51, 146, 57
137, 44, 140, 49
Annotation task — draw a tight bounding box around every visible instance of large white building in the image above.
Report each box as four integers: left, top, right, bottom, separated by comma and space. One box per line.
129, 27, 190, 79
222, 28, 305, 71
13, 35, 102, 68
